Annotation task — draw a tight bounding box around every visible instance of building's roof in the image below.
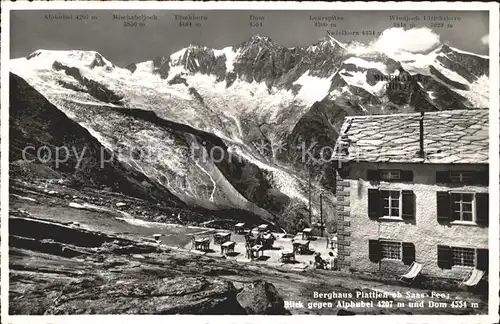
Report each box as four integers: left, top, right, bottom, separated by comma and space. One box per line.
332, 109, 488, 164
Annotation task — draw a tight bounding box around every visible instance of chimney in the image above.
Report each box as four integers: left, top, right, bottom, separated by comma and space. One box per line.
419, 112, 425, 159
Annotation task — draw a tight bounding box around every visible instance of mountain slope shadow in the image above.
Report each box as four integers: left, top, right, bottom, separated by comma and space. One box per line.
9, 72, 183, 206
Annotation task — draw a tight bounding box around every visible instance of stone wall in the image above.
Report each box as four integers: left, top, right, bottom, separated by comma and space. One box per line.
335, 171, 351, 271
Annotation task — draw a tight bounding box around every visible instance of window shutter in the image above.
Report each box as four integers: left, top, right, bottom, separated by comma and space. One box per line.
437, 245, 452, 269
436, 191, 451, 223
402, 242, 415, 265
400, 170, 414, 182
367, 170, 380, 181
475, 193, 489, 226
436, 171, 450, 183
401, 190, 415, 220
474, 171, 488, 185
476, 249, 488, 271
368, 189, 381, 219
368, 240, 381, 263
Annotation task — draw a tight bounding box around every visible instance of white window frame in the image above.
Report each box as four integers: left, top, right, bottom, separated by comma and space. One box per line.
450, 171, 474, 183
380, 240, 402, 261
380, 189, 402, 219
450, 191, 476, 224
451, 246, 475, 268
380, 170, 401, 181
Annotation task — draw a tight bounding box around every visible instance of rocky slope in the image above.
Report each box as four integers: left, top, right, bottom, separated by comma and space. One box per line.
8, 205, 487, 315
9, 214, 271, 315
9, 35, 489, 230
10, 73, 183, 205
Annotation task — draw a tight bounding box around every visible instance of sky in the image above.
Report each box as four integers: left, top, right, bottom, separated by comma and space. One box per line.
10, 10, 489, 67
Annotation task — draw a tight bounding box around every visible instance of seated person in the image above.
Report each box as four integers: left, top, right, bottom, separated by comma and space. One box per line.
244, 232, 255, 243
326, 251, 338, 270
255, 233, 264, 245
314, 253, 326, 270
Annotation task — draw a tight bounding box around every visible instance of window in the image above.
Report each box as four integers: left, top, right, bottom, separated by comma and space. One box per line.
452, 247, 475, 267
380, 240, 402, 260
438, 246, 489, 270
450, 171, 474, 183
436, 170, 488, 185
369, 189, 415, 220
381, 190, 401, 218
367, 170, 413, 182
380, 170, 401, 180
437, 192, 488, 226
369, 240, 415, 264
451, 192, 474, 223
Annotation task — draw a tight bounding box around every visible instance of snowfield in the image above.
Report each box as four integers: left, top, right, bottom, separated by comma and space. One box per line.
339, 69, 388, 97
293, 71, 333, 106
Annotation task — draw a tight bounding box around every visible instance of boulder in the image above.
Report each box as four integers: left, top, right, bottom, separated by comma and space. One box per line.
337, 308, 356, 315
46, 276, 246, 314
236, 279, 290, 315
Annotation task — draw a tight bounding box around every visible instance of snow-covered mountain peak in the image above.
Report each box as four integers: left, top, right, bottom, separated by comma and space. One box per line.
324, 35, 346, 49
436, 43, 489, 60
170, 48, 187, 63
244, 35, 274, 45
24, 49, 115, 71
306, 36, 346, 53
238, 35, 283, 55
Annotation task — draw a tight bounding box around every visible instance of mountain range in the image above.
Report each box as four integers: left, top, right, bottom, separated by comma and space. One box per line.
9, 35, 489, 231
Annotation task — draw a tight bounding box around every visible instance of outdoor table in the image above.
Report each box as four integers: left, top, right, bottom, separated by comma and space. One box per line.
280, 251, 296, 263
214, 232, 231, 245
221, 241, 236, 254
193, 237, 210, 251
257, 224, 269, 232
234, 223, 246, 234
251, 244, 265, 259
302, 228, 313, 240
293, 239, 311, 254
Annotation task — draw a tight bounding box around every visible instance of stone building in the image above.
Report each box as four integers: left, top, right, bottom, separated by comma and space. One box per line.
331, 109, 489, 279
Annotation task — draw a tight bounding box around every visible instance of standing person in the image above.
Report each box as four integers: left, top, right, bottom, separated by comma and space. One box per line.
331, 235, 338, 250
245, 241, 251, 259
326, 236, 329, 249
328, 251, 337, 270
